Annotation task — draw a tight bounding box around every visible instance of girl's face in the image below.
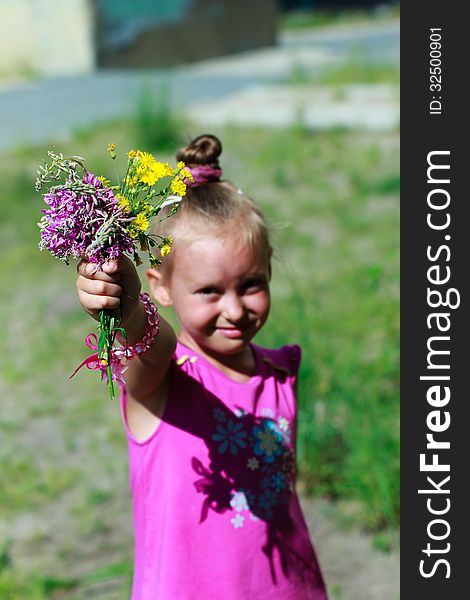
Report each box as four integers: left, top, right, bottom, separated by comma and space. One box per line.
155, 235, 271, 364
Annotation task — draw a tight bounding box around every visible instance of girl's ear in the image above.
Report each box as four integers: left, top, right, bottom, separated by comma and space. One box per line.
146, 268, 173, 306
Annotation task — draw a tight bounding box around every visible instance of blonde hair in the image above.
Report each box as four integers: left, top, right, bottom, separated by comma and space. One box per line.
154, 134, 271, 273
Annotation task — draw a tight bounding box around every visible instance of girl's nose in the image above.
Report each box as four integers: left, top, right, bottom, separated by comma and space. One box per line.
222, 293, 245, 322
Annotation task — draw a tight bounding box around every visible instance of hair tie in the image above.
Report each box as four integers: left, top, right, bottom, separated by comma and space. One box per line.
186, 165, 223, 187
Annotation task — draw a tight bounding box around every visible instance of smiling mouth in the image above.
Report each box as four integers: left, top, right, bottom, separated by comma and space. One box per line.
216, 326, 249, 338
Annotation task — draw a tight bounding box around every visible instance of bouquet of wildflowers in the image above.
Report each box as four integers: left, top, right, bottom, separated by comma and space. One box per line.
36, 144, 191, 399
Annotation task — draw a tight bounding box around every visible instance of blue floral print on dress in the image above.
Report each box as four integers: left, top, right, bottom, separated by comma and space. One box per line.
271, 472, 286, 492
212, 419, 248, 456
257, 490, 277, 520
252, 421, 283, 463
210, 409, 295, 525
260, 475, 272, 489
212, 407, 226, 423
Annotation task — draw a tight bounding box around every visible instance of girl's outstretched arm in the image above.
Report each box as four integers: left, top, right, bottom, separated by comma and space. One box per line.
76, 256, 176, 419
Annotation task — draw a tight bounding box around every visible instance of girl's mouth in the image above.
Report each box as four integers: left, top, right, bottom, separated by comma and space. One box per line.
216, 326, 247, 339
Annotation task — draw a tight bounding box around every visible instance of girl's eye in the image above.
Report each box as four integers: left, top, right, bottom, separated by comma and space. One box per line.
198, 287, 219, 295
242, 280, 265, 293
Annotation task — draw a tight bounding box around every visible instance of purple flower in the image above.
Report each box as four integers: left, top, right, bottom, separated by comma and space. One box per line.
38, 171, 135, 267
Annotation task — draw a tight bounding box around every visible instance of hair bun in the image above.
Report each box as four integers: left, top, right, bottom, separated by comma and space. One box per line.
176, 134, 222, 168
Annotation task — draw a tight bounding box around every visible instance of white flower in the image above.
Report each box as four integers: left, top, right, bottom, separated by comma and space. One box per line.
231, 513, 245, 528
230, 491, 248, 512
278, 416, 290, 432
247, 457, 260, 471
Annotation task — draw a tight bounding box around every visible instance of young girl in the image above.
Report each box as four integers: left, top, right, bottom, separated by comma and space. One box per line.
76, 134, 328, 599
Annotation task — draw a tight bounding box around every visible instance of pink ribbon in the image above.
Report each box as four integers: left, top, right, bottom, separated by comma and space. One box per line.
186, 165, 223, 187
69, 333, 127, 385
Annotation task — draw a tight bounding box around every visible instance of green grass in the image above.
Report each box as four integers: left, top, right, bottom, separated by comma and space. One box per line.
288, 53, 400, 87
0, 560, 132, 599
133, 79, 188, 152
0, 118, 398, 590
0, 571, 79, 600
316, 58, 399, 86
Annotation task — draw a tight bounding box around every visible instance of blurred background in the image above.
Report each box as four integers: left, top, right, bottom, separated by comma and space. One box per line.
0, 1, 399, 598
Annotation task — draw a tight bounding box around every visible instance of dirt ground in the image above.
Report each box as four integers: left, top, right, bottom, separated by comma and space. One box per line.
301, 496, 399, 600
2, 487, 399, 599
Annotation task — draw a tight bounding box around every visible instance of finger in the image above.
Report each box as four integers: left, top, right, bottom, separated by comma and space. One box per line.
77, 276, 122, 298
101, 260, 119, 275
106, 257, 141, 298
77, 261, 120, 283
77, 289, 121, 312
77, 260, 97, 277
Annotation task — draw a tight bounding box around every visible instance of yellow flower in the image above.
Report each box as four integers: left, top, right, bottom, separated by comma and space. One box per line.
180, 168, 193, 182
130, 213, 149, 237
140, 200, 151, 215
138, 152, 157, 168
127, 149, 138, 159
177, 161, 193, 182
117, 195, 131, 212
125, 174, 138, 187
170, 177, 187, 196
137, 167, 158, 186
107, 143, 116, 159
160, 236, 173, 257
97, 175, 111, 186
160, 162, 175, 177
137, 161, 175, 187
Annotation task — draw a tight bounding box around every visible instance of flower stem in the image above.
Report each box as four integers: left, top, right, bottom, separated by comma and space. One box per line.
98, 309, 118, 400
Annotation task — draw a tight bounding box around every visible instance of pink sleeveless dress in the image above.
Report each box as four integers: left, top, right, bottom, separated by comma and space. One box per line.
120, 342, 328, 599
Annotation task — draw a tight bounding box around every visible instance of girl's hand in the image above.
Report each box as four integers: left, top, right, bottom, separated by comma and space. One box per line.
76, 256, 141, 328
77, 256, 177, 419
